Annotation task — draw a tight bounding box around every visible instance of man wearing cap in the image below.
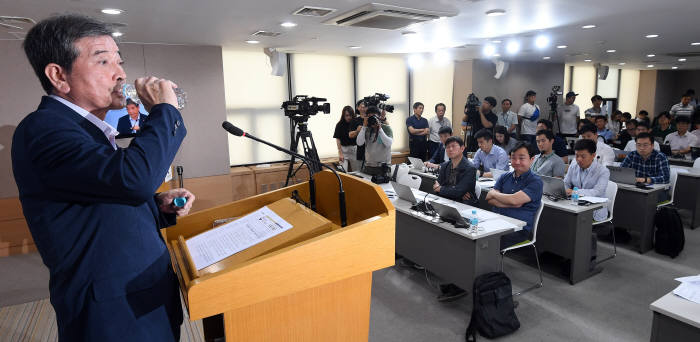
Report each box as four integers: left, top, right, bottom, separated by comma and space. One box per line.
557, 91, 580, 136
518, 90, 541, 144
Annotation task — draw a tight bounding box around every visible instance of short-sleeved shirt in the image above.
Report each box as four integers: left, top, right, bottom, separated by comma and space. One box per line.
428, 116, 451, 143
584, 106, 608, 119
493, 170, 543, 232
518, 103, 541, 135
496, 110, 518, 130
467, 110, 498, 134
406, 114, 429, 142
531, 152, 567, 178
669, 103, 694, 117
472, 145, 509, 172
597, 129, 614, 142
333, 119, 357, 146
664, 131, 699, 158
557, 104, 580, 134
652, 125, 676, 141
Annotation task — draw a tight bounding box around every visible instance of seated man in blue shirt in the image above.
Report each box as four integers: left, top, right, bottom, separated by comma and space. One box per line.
472, 129, 509, 178
486, 142, 544, 249
594, 115, 614, 142
433, 136, 479, 206
424, 126, 452, 169
620, 132, 670, 184
564, 139, 610, 222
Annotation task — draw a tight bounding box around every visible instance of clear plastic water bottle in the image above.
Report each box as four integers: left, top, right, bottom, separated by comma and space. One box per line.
469, 209, 479, 234
122, 83, 187, 110
571, 187, 580, 205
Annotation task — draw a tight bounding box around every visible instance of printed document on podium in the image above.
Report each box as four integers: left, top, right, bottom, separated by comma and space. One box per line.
186, 206, 293, 270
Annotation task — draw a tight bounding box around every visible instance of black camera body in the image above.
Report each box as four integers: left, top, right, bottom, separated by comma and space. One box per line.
370, 163, 392, 184
464, 93, 480, 114
282, 95, 331, 118
547, 86, 562, 112
363, 93, 395, 113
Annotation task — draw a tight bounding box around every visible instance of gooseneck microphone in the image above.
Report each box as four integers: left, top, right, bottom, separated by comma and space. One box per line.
222, 121, 348, 227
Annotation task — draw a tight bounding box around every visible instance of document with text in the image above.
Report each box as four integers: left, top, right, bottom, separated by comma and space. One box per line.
186, 206, 293, 270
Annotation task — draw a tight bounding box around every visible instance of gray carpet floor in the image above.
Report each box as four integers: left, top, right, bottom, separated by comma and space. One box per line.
1, 211, 698, 342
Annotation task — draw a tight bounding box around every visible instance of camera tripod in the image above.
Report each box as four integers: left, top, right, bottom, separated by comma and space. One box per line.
285, 117, 322, 187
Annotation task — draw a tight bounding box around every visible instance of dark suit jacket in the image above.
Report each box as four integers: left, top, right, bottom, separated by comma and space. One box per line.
428, 142, 446, 164
437, 157, 479, 206
117, 113, 146, 135
12, 96, 186, 341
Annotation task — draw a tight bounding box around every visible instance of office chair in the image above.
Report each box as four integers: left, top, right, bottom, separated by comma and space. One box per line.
658, 168, 687, 207
593, 181, 618, 264
474, 182, 482, 200
500, 201, 545, 296
693, 158, 700, 169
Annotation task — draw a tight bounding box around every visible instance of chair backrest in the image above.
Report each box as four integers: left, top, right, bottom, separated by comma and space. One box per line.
693, 158, 700, 169
605, 181, 618, 222
475, 182, 482, 199
397, 174, 422, 189
529, 201, 546, 244
669, 168, 688, 203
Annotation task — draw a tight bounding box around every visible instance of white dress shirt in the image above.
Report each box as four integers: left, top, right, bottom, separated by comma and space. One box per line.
49, 95, 118, 150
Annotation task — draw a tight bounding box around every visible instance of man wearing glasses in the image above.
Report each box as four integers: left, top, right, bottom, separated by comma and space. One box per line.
620, 132, 670, 184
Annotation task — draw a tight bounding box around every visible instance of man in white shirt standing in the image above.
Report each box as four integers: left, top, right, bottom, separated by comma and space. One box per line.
579, 123, 615, 165
584, 95, 608, 119
518, 90, 541, 144
496, 98, 518, 136
427, 102, 451, 162
557, 91, 580, 136
669, 93, 695, 118
664, 116, 698, 159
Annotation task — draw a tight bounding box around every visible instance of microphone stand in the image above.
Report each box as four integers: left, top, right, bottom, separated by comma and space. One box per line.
223, 122, 348, 227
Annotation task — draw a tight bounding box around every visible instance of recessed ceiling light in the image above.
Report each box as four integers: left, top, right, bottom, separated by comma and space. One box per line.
407, 54, 425, 69
535, 35, 550, 49
280, 22, 297, 28
491, 40, 502, 44
111, 32, 123, 37
691, 42, 700, 46
672, 66, 679, 70
401, 31, 417, 36
581, 24, 596, 29
348, 46, 361, 49
646, 54, 655, 57
618, 62, 626, 65
485, 9, 506, 16
493, 53, 501, 57
543, 56, 551, 60
647, 64, 654, 68
506, 41, 520, 54
245, 40, 260, 44
483, 45, 496, 57
557, 45, 567, 49
606, 49, 616, 53
101, 8, 123, 15
645, 34, 659, 38
584, 59, 592, 62
678, 58, 687, 62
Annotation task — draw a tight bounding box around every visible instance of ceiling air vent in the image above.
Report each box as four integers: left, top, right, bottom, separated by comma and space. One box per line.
293, 6, 336, 17
324, 3, 457, 30
252, 30, 281, 37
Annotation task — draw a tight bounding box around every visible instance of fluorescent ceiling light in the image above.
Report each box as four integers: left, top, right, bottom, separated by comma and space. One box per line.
647, 64, 654, 68
535, 35, 550, 49
646, 54, 655, 57
645, 34, 659, 38
584, 59, 592, 62
348, 46, 361, 49
111, 32, 123, 37
491, 40, 502, 44
280, 22, 297, 28
486, 9, 506, 16
408, 54, 425, 69
618, 62, 626, 65
542, 56, 551, 60
506, 41, 520, 54
493, 53, 501, 57
678, 58, 687, 62
245, 40, 260, 44
581, 24, 596, 29
672, 66, 678, 69
483, 45, 496, 57
556, 45, 567, 49
691, 42, 700, 46
101, 8, 123, 15
606, 49, 616, 53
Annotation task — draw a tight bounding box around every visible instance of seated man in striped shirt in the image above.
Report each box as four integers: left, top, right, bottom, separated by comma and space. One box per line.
620, 132, 670, 184
669, 93, 695, 118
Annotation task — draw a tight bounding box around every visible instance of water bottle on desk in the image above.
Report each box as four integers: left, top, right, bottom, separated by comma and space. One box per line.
571, 187, 580, 205
122, 83, 188, 110
469, 209, 479, 234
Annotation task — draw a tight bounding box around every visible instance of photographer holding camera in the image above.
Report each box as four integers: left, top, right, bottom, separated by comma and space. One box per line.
357, 106, 394, 176
462, 95, 498, 152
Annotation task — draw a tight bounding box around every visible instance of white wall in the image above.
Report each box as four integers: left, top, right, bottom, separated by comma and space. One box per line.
570, 65, 596, 115
619, 69, 640, 115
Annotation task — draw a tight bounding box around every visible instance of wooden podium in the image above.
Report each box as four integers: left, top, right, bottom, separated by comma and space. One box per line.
161, 170, 396, 341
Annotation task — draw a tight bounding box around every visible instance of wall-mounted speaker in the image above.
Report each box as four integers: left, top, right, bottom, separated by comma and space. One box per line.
493, 60, 509, 79
597, 65, 609, 80
263, 48, 287, 77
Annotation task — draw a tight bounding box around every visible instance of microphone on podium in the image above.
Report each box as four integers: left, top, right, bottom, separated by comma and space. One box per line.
222, 121, 348, 227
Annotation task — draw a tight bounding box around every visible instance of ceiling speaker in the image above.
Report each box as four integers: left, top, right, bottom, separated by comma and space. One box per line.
493, 60, 509, 79
597, 65, 609, 80
263, 48, 287, 77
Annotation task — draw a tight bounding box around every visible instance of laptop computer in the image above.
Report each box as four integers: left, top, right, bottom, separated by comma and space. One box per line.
541, 175, 568, 199
660, 144, 672, 157
430, 201, 469, 227
607, 165, 637, 185
408, 157, 426, 171
391, 181, 418, 205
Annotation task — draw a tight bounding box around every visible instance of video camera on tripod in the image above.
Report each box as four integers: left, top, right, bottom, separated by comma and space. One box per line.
282, 95, 331, 119
547, 85, 562, 113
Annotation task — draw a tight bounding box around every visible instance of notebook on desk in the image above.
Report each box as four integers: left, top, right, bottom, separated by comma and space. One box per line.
607, 165, 637, 185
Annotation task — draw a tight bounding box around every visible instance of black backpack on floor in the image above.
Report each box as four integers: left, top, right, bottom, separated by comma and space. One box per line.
465, 272, 520, 341
654, 207, 684, 258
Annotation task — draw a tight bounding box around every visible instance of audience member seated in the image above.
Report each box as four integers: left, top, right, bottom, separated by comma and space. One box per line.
669, 92, 695, 118
623, 121, 659, 152
432, 136, 478, 302
617, 118, 636, 149
486, 142, 543, 249
536, 119, 569, 163
579, 123, 615, 165
564, 139, 610, 221
424, 126, 452, 169
637, 110, 651, 127
594, 115, 614, 142
532, 130, 566, 178
621, 132, 670, 184
357, 106, 393, 176
652, 112, 676, 141
664, 115, 698, 159
692, 116, 700, 141
494, 125, 518, 154
607, 110, 623, 138
472, 129, 509, 178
